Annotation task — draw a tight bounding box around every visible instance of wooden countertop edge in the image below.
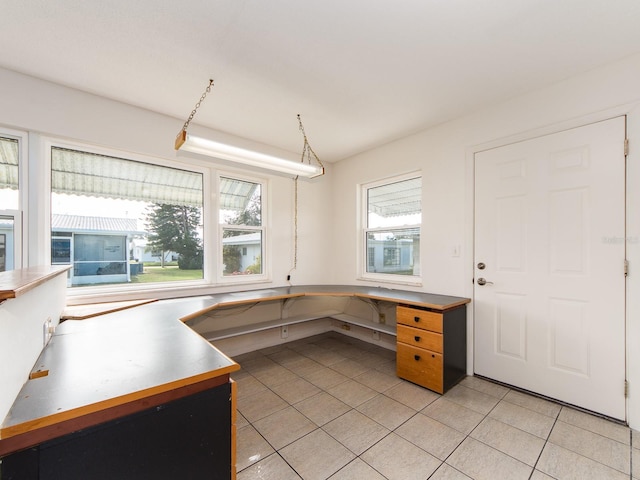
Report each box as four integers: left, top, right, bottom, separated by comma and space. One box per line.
63, 287, 469, 325
0, 265, 71, 301
0, 373, 235, 457
178, 292, 307, 322
61, 298, 160, 320
389, 296, 472, 310
178, 289, 470, 321
0, 363, 239, 442
301, 291, 357, 297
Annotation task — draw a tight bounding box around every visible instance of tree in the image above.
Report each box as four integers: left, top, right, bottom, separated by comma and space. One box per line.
226, 200, 261, 227
222, 244, 242, 274
146, 203, 203, 270
245, 255, 261, 274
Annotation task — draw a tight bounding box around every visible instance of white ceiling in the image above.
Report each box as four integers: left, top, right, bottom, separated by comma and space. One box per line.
2, 0, 640, 162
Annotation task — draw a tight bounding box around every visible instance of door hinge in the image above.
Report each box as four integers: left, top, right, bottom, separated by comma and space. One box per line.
624, 138, 629, 156
625, 259, 629, 277
625, 380, 629, 398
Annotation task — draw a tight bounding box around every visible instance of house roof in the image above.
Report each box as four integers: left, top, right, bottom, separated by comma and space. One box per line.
52, 214, 142, 234
222, 232, 261, 245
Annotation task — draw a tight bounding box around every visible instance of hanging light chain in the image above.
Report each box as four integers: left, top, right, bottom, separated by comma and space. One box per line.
182, 79, 215, 132
292, 177, 299, 270
297, 114, 324, 169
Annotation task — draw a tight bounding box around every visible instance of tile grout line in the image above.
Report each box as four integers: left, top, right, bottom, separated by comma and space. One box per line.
240, 346, 397, 477
630, 428, 633, 480
240, 335, 633, 480
434, 386, 515, 478
253, 338, 439, 478
528, 405, 562, 480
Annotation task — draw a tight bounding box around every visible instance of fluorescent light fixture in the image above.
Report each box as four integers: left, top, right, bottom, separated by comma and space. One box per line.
175, 130, 324, 178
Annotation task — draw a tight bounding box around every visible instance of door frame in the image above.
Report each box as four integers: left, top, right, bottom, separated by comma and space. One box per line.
464, 105, 640, 426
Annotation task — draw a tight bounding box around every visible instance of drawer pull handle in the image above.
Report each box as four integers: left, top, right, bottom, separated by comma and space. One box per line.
414, 316, 420, 323
414, 354, 421, 361
414, 336, 421, 342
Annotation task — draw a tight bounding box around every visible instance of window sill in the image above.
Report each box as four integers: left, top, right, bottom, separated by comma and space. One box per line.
356, 275, 422, 288
64, 278, 274, 306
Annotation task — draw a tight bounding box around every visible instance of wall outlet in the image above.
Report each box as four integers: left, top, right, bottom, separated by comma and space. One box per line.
281, 325, 289, 339
43, 317, 54, 346
372, 330, 380, 341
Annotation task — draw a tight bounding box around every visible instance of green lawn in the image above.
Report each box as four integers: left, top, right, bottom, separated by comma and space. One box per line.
130, 265, 203, 283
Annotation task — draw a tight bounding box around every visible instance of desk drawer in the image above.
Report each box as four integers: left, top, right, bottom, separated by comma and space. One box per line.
397, 306, 443, 333
397, 324, 442, 353
396, 343, 443, 393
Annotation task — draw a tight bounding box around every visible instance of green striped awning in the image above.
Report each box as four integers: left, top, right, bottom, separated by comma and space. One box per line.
0, 137, 19, 190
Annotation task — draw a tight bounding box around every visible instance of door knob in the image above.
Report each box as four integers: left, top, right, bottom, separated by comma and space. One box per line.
477, 277, 494, 286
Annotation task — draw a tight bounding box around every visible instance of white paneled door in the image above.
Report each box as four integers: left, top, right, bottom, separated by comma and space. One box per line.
474, 117, 627, 420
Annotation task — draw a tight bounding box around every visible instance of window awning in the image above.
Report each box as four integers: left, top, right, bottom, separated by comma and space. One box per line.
368, 177, 421, 218
219, 177, 258, 213
51, 148, 259, 212
51, 147, 204, 207
0, 137, 19, 190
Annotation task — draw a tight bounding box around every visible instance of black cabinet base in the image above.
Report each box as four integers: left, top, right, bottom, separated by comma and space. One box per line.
1, 384, 231, 480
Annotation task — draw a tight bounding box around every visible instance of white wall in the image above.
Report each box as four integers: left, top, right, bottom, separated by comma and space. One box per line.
331, 53, 640, 428
0, 272, 67, 423
0, 67, 333, 291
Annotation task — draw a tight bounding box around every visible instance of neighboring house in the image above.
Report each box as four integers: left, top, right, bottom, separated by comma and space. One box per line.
366, 237, 416, 275
52, 214, 145, 286
130, 237, 178, 264
222, 232, 261, 273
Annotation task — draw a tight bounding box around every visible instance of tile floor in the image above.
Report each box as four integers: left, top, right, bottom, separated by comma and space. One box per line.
230, 332, 637, 480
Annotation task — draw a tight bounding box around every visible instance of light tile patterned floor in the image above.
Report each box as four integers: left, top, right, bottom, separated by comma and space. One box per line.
229, 332, 635, 480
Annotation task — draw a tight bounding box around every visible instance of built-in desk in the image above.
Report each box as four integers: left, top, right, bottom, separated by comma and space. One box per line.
0, 300, 239, 479
1, 283, 468, 479
180, 285, 469, 340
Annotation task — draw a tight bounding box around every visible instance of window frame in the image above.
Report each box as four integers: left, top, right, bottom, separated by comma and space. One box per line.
216, 172, 269, 285
0, 127, 28, 270
360, 172, 422, 286
0, 211, 22, 272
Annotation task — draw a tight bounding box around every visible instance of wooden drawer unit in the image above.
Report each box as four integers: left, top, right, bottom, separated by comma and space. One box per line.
397, 324, 442, 353
397, 343, 444, 393
396, 304, 466, 394
397, 306, 443, 332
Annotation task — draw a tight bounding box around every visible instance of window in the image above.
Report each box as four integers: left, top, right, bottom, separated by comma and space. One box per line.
368, 247, 375, 268
0, 137, 20, 210
0, 132, 25, 271
383, 247, 401, 266
50, 146, 205, 288
363, 175, 421, 281
51, 237, 72, 264
219, 176, 264, 279
0, 234, 5, 271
